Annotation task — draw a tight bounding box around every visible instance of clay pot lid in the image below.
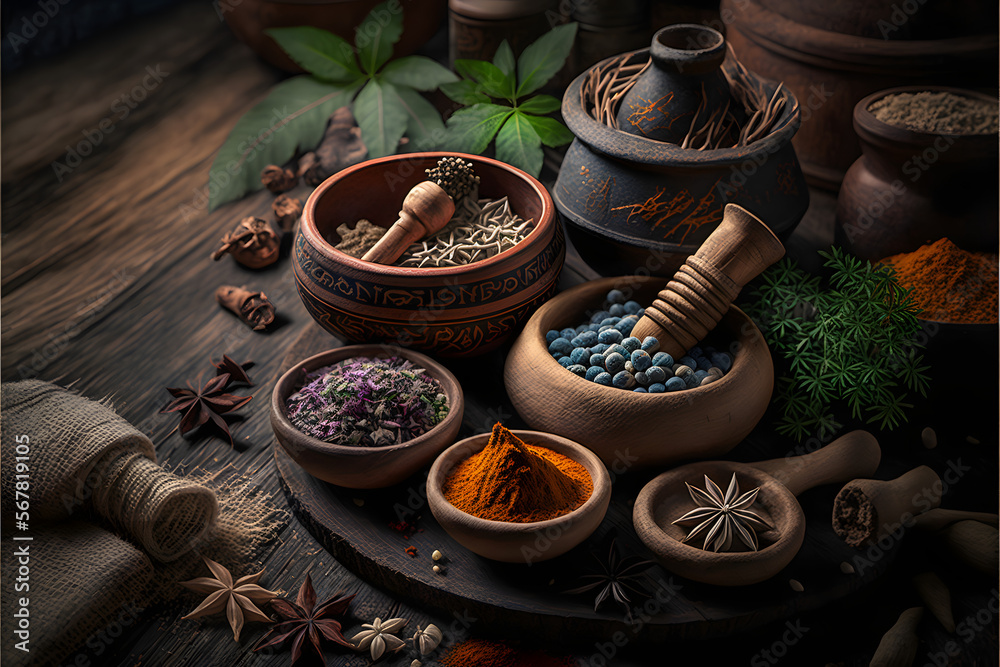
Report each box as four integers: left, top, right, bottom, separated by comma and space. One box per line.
634, 460, 804, 586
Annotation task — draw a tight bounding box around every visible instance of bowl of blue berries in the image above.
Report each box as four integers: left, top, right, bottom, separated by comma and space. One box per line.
504, 275, 774, 469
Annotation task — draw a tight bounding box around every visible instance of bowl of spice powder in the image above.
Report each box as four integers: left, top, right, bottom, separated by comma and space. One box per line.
427, 423, 612, 563
271, 345, 464, 488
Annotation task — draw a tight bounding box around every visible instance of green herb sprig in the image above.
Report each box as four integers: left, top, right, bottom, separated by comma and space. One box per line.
744, 247, 931, 441
441, 24, 577, 177
208, 1, 457, 210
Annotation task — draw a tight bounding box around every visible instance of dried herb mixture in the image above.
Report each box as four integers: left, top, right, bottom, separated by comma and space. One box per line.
285, 356, 449, 446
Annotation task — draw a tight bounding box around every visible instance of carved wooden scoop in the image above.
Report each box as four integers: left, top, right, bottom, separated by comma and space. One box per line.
633, 430, 881, 586
631, 203, 785, 359
361, 181, 455, 264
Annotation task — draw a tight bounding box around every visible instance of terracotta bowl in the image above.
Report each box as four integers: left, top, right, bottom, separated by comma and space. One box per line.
426, 430, 612, 563
270, 344, 465, 489
504, 276, 774, 470
223, 0, 447, 72
296, 152, 565, 358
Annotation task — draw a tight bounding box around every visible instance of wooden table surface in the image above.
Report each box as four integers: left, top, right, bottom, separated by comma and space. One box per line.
2, 3, 996, 666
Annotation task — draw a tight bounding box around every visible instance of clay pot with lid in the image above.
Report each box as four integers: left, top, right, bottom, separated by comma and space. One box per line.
834, 86, 999, 262
616, 24, 745, 145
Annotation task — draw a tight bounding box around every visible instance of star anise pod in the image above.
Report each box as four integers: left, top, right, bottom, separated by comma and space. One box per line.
351, 617, 407, 661
565, 537, 654, 622
254, 574, 355, 665
161, 372, 252, 444
213, 354, 255, 387
672, 473, 773, 552
180, 557, 276, 641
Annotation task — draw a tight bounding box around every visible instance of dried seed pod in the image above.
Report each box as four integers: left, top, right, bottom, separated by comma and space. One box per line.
870, 607, 923, 667
261, 164, 298, 193
832, 466, 941, 547
216, 285, 275, 331
425, 156, 480, 202
299, 107, 367, 186
912, 572, 955, 632
912, 508, 998, 532
941, 520, 999, 575
272, 195, 303, 233
212, 217, 280, 268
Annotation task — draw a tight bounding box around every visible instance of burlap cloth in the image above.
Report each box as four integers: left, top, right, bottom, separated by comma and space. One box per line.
0, 380, 288, 667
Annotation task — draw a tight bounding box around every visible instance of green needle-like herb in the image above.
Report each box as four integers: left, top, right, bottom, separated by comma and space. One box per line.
744, 247, 931, 441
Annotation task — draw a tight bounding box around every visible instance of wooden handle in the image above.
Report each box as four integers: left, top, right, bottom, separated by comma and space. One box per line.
913, 509, 1000, 532
631, 203, 784, 358
749, 430, 882, 497
361, 181, 454, 264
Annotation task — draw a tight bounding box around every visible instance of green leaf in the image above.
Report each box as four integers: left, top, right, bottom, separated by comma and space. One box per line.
392, 86, 445, 150
523, 114, 573, 147
516, 23, 577, 97
454, 59, 513, 100
264, 27, 361, 82
381, 56, 458, 91
517, 94, 561, 115
493, 40, 516, 97
355, 0, 404, 75
444, 103, 514, 154
208, 76, 361, 210
440, 80, 490, 105
495, 111, 543, 176
353, 79, 409, 158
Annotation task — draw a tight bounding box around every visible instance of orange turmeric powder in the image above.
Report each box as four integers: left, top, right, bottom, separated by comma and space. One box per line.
442, 423, 592, 523
880, 238, 998, 324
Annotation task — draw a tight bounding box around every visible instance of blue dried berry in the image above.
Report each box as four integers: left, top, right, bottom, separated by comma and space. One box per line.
624, 300, 641, 315
548, 338, 573, 356
694, 370, 709, 383
673, 364, 694, 378
622, 337, 641, 353
614, 318, 636, 335
612, 371, 635, 389
588, 323, 602, 332
696, 356, 713, 371
585, 366, 604, 381
679, 355, 697, 369
560, 328, 576, 339
631, 350, 652, 371
605, 352, 626, 374
634, 387, 647, 393
604, 344, 628, 358
545, 330, 560, 343
606, 289, 625, 304
684, 373, 700, 388
648, 383, 666, 393
594, 372, 613, 386
591, 343, 609, 355
665, 377, 686, 392
688, 346, 703, 358
645, 366, 667, 384
634, 371, 650, 386
575, 324, 589, 334
635, 308, 644, 317
609, 303, 625, 317
590, 310, 611, 323
570, 347, 590, 365
600, 317, 621, 326
651, 352, 674, 368
598, 329, 623, 345
558, 356, 572, 367
567, 364, 587, 377
579, 331, 598, 347
589, 353, 605, 368
641, 336, 659, 353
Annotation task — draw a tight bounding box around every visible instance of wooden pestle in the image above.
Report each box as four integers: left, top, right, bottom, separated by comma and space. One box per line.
361, 181, 455, 264
831, 466, 942, 547
631, 203, 785, 359
749, 430, 882, 497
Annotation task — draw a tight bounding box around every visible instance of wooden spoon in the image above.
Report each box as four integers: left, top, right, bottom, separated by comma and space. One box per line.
630, 203, 785, 359
633, 430, 881, 586
361, 181, 455, 264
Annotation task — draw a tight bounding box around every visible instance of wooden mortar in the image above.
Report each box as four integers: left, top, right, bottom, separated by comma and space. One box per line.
831, 466, 942, 547
630, 203, 785, 359
361, 181, 455, 264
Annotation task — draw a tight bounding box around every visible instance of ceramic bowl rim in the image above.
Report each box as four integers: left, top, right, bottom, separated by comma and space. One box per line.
634, 460, 803, 564
300, 152, 555, 276
270, 344, 465, 456
427, 429, 612, 533
560, 49, 802, 167
854, 85, 999, 144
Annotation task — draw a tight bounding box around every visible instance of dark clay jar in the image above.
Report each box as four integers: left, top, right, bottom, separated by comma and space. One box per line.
835, 87, 999, 262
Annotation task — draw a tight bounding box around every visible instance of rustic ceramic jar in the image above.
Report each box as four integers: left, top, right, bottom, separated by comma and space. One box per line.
295, 152, 565, 357
722, 0, 998, 189
835, 86, 999, 262
556, 26, 808, 276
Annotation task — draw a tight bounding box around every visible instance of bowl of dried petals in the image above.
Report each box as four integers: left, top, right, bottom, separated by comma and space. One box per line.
270, 344, 465, 489
296, 152, 565, 358
426, 424, 612, 563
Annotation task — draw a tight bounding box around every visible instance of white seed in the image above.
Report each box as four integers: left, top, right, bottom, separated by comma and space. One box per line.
412, 661, 422, 667
431, 550, 443, 561
840, 561, 855, 574
789, 579, 804, 592
432, 565, 442, 574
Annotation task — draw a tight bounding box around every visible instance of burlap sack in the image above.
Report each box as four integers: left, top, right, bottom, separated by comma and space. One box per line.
1, 380, 218, 562
0, 522, 154, 667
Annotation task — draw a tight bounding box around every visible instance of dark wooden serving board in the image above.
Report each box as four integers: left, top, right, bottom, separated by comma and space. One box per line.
273, 323, 898, 646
